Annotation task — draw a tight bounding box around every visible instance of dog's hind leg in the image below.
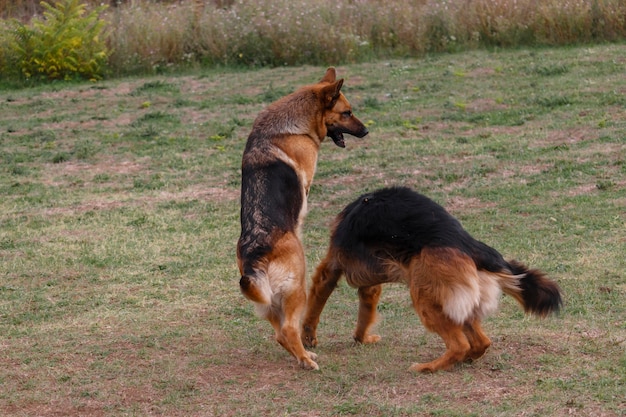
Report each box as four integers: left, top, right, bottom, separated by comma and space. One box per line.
462, 319, 491, 362
268, 283, 319, 370
302, 254, 343, 348
353, 285, 383, 344
267, 237, 319, 370
275, 308, 319, 370
410, 309, 471, 372
409, 286, 471, 372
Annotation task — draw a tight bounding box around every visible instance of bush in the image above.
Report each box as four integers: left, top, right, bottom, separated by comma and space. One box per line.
8, 0, 109, 81
0, 20, 9, 75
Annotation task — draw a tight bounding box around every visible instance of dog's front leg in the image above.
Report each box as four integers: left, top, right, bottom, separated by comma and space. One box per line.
353, 285, 383, 344
302, 256, 342, 348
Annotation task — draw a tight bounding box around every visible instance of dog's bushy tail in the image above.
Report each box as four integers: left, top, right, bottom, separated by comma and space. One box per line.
240, 268, 272, 306
496, 260, 562, 317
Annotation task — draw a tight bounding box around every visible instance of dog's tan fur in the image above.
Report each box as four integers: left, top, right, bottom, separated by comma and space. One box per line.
302, 187, 562, 372
237, 68, 368, 370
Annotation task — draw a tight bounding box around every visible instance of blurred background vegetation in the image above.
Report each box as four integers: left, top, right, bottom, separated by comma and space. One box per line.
1, 0, 625, 81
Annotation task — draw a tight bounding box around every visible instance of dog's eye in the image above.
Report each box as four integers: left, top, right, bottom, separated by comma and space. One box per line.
342, 111, 352, 117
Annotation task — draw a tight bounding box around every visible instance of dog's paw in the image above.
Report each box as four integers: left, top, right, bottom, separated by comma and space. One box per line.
464, 347, 489, 362
353, 333, 381, 344
301, 328, 318, 348
362, 334, 381, 344
306, 350, 318, 361
409, 362, 435, 373
299, 357, 320, 371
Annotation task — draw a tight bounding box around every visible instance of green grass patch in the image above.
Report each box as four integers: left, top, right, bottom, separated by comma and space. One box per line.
0, 45, 625, 416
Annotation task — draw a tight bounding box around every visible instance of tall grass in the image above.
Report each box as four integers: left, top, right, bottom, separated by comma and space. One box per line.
104, 0, 626, 75
1, 0, 626, 78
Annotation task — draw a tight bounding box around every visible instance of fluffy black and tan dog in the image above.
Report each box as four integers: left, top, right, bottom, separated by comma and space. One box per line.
302, 186, 562, 372
237, 68, 369, 370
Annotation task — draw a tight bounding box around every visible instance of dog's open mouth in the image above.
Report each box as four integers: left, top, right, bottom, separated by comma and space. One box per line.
328, 126, 368, 148
329, 131, 346, 148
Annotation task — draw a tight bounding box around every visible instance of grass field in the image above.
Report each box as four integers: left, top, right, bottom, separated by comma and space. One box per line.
1, 44, 625, 416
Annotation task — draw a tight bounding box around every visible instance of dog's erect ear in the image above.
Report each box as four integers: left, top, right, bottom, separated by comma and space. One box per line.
322, 79, 344, 108
320, 67, 337, 84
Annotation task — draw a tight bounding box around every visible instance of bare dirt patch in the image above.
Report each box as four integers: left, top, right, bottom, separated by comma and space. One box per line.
47, 158, 147, 178
530, 127, 596, 148
446, 195, 497, 213
466, 98, 508, 113
467, 67, 497, 78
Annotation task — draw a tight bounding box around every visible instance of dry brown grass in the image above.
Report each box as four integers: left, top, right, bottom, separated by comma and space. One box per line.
2, 0, 626, 78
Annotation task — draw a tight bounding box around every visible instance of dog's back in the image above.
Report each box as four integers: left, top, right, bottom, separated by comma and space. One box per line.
238, 149, 304, 304
332, 186, 508, 275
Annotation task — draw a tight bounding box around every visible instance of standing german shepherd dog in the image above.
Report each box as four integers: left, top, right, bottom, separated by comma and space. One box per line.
237, 68, 368, 370
302, 187, 562, 372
